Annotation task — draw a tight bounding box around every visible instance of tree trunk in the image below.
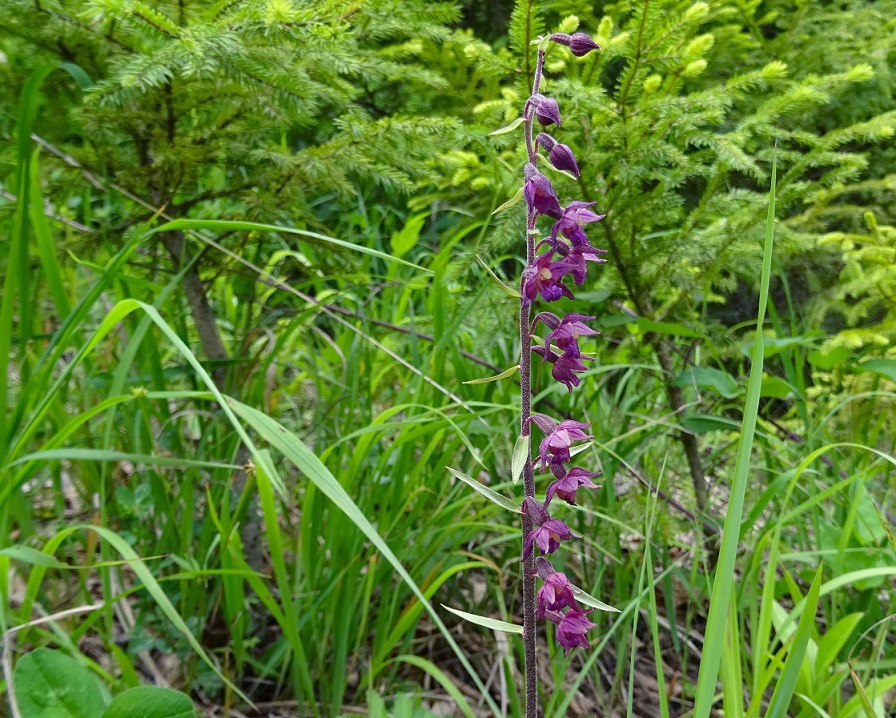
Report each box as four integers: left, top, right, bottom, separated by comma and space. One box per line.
653, 338, 708, 512
161, 230, 229, 387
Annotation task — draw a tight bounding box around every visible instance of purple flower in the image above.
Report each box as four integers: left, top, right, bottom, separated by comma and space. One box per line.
532, 343, 592, 392
560, 243, 608, 285
550, 202, 606, 244
546, 467, 601, 506
523, 164, 563, 218
540, 312, 598, 350
522, 251, 574, 304
532, 417, 592, 468
524, 517, 575, 559
530, 94, 561, 127
555, 608, 597, 654
535, 557, 579, 618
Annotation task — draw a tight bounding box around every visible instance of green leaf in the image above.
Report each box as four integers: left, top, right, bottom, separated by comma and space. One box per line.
693, 151, 777, 718
672, 367, 739, 399
102, 686, 195, 718
816, 613, 863, 673
857, 359, 896, 383
760, 376, 791, 398
0, 545, 70, 568
390, 213, 427, 259
681, 414, 739, 434
11, 448, 241, 471
151, 219, 432, 275
446, 467, 521, 513
463, 364, 519, 385
807, 346, 848, 370
511, 434, 529, 484
765, 565, 823, 718
12, 648, 105, 718
441, 605, 522, 633
573, 585, 620, 613
635, 318, 704, 338
489, 117, 524, 135
475, 255, 521, 298
491, 186, 524, 215
740, 333, 821, 358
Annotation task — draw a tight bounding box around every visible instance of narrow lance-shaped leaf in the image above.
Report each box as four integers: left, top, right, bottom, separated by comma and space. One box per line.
463, 365, 520, 385
446, 467, 521, 513
442, 605, 523, 634
511, 434, 529, 484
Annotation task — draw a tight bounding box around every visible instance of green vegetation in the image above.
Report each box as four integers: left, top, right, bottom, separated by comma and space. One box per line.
1, 1, 895, 716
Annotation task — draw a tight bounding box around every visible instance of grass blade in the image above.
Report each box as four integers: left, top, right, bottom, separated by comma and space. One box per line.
693, 151, 777, 718
764, 566, 823, 718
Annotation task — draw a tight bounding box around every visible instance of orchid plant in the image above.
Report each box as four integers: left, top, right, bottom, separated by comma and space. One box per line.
449, 29, 605, 715
514, 32, 605, 714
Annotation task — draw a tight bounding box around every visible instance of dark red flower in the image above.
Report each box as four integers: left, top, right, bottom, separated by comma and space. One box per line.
568, 33, 601, 57
522, 251, 574, 304
560, 243, 607, 285
535, 133, 580, 177
524, 517, 575, 558
532, 343, 592, 392
542, 312, 598, 350
550, 201, 606, 245
534, 558, 579, 618
524, 164, 563, 218
533, 417, 592, 468
546, 467, 601, 506
555, 608, 597, 653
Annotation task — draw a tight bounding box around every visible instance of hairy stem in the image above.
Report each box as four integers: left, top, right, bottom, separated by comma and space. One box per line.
521, 46, 545, 718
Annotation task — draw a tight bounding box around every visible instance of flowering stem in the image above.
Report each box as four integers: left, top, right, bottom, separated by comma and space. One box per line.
520, 47, 546, 718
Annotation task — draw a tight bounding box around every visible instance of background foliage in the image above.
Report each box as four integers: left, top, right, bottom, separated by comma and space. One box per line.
1, 1, 895, 716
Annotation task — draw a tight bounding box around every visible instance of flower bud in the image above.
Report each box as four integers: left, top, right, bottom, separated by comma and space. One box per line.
568, 32, 600, 57
530, 94, 562, 127
548, 143, 580, 177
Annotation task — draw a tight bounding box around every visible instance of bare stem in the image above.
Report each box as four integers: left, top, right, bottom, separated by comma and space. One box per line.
521, 46, 546, 718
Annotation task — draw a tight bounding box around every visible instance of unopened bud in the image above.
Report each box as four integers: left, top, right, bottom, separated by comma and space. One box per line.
548, 143, 580, 177
568, 32, 600, 57
531, 94, 562, 127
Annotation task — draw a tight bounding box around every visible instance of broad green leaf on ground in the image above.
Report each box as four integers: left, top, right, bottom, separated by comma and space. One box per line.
12, 648, 105, 718
102, 686, 195, 718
